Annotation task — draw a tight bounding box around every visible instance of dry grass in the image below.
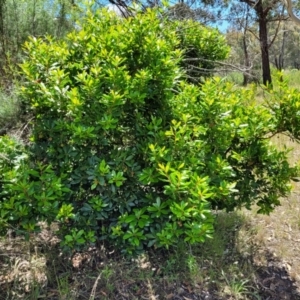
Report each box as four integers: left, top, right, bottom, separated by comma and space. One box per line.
1, 204, 300, 299
240, 135, 300, 293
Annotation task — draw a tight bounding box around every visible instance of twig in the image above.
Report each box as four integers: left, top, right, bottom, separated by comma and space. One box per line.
89, 272, 102, 300
183, 57, 253, 72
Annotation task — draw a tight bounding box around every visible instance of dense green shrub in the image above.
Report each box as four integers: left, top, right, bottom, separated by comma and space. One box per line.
17, 8, 228, 253
1, 8, 299, 254
0, 136, 70, 236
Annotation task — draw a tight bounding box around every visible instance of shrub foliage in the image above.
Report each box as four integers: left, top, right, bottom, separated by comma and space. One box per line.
0, 8, 299, 254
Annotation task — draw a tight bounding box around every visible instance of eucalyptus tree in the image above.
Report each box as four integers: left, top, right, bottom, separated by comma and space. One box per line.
238, 0, 290, 85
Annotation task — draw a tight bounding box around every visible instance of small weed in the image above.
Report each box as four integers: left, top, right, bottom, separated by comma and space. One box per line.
102, 265, 113, 282
221, 270, 253, 299
56, 273, 72, 299
163, 257, 178, 275
186, 254, 197, 276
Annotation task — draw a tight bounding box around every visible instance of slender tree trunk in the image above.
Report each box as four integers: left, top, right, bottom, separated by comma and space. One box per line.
279, 26, 287, 70
57, 1, 66, 38
0, 0, 6, 78
275, 27, 286, 82
242, 5, 250, 86
278, 27, 286, 81
242, 35, 250, 85
0, 0, 6, 54
32, 0, 37, 37
273, 7, 286, 75
12, 0, 20, 54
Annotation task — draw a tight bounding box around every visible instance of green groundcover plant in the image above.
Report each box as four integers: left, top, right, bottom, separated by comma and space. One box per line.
0, 6, 299, 254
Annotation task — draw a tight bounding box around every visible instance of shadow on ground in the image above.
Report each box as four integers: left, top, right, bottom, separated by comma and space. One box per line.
1, 212, 300, 299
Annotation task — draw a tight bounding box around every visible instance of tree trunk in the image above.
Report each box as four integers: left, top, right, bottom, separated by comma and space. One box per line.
242, 5, 250, 86
0, 0, 6, 57
256, 0, 271, 85
242, 32, 250, 85
0, 0, 6, 80
274, 8, 286, 75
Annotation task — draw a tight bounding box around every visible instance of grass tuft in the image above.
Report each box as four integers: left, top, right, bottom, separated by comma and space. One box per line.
0, 88, 21, 131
